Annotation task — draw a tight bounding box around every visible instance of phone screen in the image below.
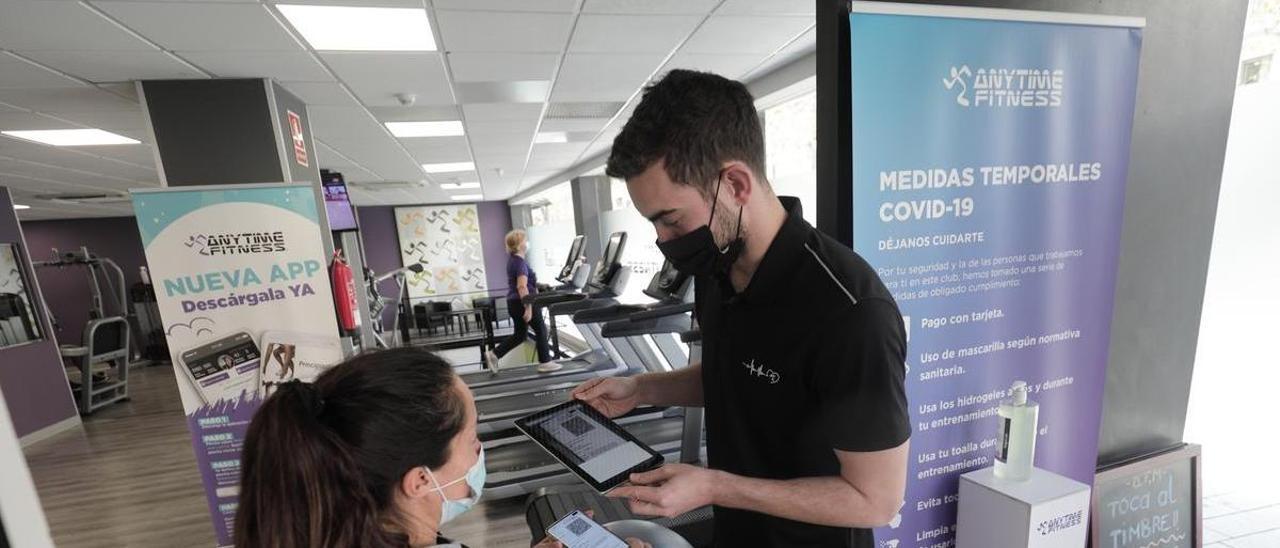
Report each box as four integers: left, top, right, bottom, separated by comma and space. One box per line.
547, 511, 628, 548
181, 332, 260, 403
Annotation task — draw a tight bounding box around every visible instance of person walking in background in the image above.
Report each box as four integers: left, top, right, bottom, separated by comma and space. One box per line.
486, 229, 558, 373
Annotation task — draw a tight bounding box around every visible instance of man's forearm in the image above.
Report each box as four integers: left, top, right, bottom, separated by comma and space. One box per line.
711, 470, 898, 528
636, 362, 703, 407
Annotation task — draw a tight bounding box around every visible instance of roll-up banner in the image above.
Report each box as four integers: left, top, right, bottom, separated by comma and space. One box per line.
847, 3, 1144, 546
131, 184, 344, 546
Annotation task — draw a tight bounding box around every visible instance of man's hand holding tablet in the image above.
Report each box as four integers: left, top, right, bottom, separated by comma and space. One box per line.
514, 400, 664, 494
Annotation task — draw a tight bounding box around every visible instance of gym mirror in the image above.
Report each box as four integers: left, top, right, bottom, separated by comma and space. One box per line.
0, 243, 44, 349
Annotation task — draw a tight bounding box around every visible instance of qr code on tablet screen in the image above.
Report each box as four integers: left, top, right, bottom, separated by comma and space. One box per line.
561, 416, 594, 436
567, 518, 591, 536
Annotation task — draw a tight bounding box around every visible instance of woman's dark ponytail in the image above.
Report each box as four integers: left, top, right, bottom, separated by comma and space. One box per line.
235, 348, 464, 548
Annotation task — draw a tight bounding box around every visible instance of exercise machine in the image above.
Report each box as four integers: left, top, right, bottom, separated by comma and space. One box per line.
480, 259, 702, 500
461, 234, 603, 389
366, 262, 424, 349
34, 248, 135, 414
523, 302, 714, 547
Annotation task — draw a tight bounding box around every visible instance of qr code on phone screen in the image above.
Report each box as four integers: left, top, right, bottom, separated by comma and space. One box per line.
567, 518, 590, 536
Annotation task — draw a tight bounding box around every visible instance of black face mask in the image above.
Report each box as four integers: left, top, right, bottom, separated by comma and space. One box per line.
656, 175, 743, 277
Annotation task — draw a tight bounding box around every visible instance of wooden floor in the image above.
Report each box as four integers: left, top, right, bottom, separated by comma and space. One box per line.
23, 365, 532, 548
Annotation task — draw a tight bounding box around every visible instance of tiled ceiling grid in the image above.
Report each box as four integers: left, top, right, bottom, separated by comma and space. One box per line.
0, 0, 815, 220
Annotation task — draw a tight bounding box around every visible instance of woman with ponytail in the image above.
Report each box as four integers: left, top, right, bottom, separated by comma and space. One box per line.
234, 347, 649, 548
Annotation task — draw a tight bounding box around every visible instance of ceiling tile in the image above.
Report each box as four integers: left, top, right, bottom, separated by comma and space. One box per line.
19, 50, 207, 82
368, 105, 461, 123
583, 0, 719, 14
531, 142, 589, 158
461, 102, 543, 122
682, 16, 812, 54
718, 0, 815, 15
433, 0, 576, 13
454, 81, 548, 104
0, 87, 139, 114
661, 52, 764, 80
0, 111, 81, 132
180, 51, 332, 81
279, 82, 357, 106
435, 11, 573, 53
0, 2, 155, 51
540, 117, 609, 132
96, 2, 302, 52
742, 27, 815, 80
0, 53, 86, 89
447, 52, 557, 83
570, 15, 702, 53
320, 52, 453, 106
400, 136, 472, 164
48, 110, 147, 131
550, 53, 665, 102
471, 132, 530, 150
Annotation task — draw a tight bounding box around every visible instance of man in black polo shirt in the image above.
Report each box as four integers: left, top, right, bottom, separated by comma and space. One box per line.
571, 69, 910, 547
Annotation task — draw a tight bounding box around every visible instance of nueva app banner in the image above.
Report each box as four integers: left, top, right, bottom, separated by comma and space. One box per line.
132, 184, 344, 546
848, 5, 1143, 547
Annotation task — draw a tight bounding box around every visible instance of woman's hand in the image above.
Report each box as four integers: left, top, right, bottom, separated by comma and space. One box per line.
523, 305, 533, 323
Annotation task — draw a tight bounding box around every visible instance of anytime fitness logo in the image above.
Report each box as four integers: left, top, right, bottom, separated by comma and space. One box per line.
943, 64, 1064, 108
1036, 510, 1083, 536
185, 231, 287, 256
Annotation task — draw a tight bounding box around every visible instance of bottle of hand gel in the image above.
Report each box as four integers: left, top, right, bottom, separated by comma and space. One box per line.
994, 380, 1038, 481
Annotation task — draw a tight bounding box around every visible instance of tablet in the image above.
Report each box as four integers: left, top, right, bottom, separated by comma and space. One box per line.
515, 400, 664, 493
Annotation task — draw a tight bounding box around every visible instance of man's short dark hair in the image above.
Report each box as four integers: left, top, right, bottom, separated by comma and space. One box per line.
606, 69, 766, 194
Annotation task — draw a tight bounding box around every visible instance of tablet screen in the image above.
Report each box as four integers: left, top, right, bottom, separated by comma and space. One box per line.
522, 403, 653, 484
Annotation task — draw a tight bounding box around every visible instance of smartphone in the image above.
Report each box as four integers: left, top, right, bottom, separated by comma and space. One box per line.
179, 332, 261, 404
258, 330, 345, 398
547, 510, 628, 548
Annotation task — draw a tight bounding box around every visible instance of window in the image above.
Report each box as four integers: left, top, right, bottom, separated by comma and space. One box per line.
764, 90, 818, 225
519, 182, 577, 283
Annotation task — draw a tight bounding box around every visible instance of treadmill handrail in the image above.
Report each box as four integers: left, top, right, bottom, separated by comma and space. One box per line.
626, 301, 694, 322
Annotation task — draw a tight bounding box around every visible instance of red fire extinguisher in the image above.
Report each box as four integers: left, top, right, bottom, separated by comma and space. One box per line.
330, 250, 361, 335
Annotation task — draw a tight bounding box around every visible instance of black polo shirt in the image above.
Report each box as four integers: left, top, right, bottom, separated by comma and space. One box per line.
696, 201, 910, 547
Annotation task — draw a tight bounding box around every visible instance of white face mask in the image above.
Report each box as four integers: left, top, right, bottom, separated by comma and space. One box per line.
423, 448, 486, 524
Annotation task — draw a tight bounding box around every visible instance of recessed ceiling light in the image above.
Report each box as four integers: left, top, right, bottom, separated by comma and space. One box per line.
12, 204, 30, 210
2, 129, 139, 146
441, 182, 481, 190
534, 131, 568, 144
422, 162, 475, 173
450, 194, 484, 201
278, 5, 436, 52
385, 121, 464, 138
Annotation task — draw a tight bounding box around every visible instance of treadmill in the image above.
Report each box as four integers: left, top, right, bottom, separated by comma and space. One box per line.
522, 308, 715, 548
463, 233, 630, 393
480, 260, 700, 499
472, 232, 641, 433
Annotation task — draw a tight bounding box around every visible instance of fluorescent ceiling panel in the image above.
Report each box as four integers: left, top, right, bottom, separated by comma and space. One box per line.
385, 120, 464, 137
2, 129, 140, 146
422, 161, 475, 173
441, 182, 481, 190
12, 204, 30, 210
450, 194, 484, 201
534, 131, 568, 144
278, 5, 436, 51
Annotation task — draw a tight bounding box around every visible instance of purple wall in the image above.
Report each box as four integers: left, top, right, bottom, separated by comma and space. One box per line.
356, 201, 512, 324
477, 201, 514, 292
0, 187, 79, 438
20, 217, 148, 343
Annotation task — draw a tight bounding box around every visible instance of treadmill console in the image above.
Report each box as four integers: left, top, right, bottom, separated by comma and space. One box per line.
642, 260, 689, 302
556, 235, 587, 285
586, 232, 628, 291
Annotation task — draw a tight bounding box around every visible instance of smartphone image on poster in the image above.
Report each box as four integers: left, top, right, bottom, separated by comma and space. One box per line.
179, 332, 261, 405
547, 510, 628, 548
258, 330, 345, 397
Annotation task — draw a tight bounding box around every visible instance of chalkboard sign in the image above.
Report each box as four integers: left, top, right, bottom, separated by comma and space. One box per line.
1091, 444, 1201, 548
